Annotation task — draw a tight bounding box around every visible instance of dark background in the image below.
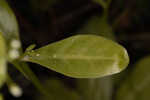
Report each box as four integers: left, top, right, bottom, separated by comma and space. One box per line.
1, 0, 150, 99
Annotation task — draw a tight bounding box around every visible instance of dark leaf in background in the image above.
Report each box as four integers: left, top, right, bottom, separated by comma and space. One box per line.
116, 56, 150, 100
36, 79, 81, 100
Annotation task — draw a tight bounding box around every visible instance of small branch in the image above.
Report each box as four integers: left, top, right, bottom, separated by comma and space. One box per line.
11, 61, 52, 99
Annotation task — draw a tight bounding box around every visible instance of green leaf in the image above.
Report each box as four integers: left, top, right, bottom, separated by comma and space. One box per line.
116, 56, 150, 100
25, 44, 36, 52
36, 79, 81, 100
0, 32, 7, 87
22, 35, 129, 78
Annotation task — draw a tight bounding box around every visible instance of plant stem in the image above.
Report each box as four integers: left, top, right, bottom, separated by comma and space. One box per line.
11, 61, 53, 99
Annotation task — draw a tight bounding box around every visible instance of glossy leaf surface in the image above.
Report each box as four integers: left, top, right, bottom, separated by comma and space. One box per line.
116, 56, 150, 100
22, 35, 129, 78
